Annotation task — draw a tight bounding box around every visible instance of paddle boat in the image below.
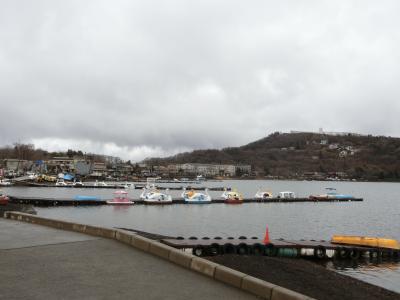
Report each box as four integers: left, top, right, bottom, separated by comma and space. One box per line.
140, 187, 172, 204
0, 190, 9, 205
107, 190, 134, 205
122, 182, 135, 189
73, 195, 101, 201
72, 180, 84, 187
182, 188, 211, 204
0, 179, 12, 186
277, 191, 296, 199
255, 189, 273, 199
94, 180, 108, 187
309, 188, 354, 200
55, 179, 69, 186
221, 189, 243, 204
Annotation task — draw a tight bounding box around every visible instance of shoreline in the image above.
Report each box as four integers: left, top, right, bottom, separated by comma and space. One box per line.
208, 255, 399, 300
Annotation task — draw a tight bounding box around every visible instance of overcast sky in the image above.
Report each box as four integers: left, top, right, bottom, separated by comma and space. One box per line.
1, 1, 399, 161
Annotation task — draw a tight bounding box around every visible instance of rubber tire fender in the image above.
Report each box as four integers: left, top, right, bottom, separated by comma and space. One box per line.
314, 246, 326, 259
207, 243, 221, 256
265, 244, 277, 257
192, 245, 205, 257
349, 248, 360, 260
251, 243, 265, 256
222, 243, 236, 254
236, 243, 249, 255
337, 247, 349, 259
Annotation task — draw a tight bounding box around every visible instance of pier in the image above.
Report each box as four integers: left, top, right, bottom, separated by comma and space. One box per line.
1, 212, 311, 300
8, 195, 363, 206
161, 236, 400, 260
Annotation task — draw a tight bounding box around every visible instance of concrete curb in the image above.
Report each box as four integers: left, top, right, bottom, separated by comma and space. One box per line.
190, 256, 218, 277
215, 265, 247, 288
3, 211, 314, 300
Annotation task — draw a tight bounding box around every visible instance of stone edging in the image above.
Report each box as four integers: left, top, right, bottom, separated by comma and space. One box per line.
3, 211, 314, 300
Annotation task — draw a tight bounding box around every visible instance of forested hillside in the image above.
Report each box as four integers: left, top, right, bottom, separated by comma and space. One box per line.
146, 132, 400, 180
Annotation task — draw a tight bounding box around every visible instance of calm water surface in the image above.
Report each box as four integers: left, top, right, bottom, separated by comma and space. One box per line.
3, 180, 400, 293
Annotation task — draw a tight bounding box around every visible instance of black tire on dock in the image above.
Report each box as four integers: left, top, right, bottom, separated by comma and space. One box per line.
202, 237, 210, 240
223, 243, 236, 254
189, 236, 198, 240
264, 244, 277, 257
369, 250, 378, 259
237, 243, 249, 255
337, 247, 349, 259
251, 243, 265, 256
192, 245, 205, 257
176, 236, 184, 240
227, 237, 234, 240
314, 247, 326, 259
214, 237, 222, 240
349, 248, 360, 260
238, 236, 247, 240
207, 243, 221, 256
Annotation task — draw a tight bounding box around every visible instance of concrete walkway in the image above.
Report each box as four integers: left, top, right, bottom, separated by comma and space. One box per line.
0, 219, 257, 300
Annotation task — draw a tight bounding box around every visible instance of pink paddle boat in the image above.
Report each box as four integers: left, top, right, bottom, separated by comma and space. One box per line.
107, 190, 134, 205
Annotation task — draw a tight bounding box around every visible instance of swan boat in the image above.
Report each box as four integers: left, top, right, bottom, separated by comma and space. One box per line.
140, 187, 173, 204
182, 189, 211, 204
221, 189, 243, 204
255, 189, 273, 199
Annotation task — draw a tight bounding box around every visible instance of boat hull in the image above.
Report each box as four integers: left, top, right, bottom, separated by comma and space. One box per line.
184, 200, 211, 204
144, 200, 172, 205
74, 195, 101, 201
224, 199, 243, 204
106, 201, 134, 205
0, 196, 9, 205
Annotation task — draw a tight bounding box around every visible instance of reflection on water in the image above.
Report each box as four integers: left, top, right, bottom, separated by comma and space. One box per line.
324, 258, 400, 293
3, 180, 400, 294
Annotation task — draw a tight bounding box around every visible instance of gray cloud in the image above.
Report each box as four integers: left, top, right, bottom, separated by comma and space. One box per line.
1, 1, 400, 160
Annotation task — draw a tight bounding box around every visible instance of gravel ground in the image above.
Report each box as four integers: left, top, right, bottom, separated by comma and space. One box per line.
208, 255, 400, 300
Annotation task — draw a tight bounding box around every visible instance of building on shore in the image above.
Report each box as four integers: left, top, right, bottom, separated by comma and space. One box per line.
167, 163, 251, 177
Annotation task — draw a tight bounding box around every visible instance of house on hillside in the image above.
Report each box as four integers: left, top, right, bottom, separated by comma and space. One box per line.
320, 139, 328, 145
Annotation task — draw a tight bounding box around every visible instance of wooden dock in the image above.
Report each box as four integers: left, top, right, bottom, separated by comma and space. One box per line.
161, 236, 400, 259
8, 196, 363, 206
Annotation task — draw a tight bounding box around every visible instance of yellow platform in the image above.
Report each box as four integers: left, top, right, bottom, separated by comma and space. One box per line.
331, 235, 400, 250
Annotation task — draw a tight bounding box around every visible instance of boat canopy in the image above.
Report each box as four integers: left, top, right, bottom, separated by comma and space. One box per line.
114, 190, 128, 195
63, 174, 74, 181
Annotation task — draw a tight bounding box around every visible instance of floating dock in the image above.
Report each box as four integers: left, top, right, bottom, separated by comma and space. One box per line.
8, 196, 363, 206
161, 236, 400, 260
13, 181, 228, 191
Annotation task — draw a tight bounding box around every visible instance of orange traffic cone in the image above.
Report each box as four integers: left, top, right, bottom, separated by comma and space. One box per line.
263, 225, 270, 245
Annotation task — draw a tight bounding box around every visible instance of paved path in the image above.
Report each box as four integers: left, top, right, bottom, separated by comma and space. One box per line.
0, 219, 257, 300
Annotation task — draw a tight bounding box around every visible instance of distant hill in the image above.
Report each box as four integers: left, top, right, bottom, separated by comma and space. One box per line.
145, 132, 400, 181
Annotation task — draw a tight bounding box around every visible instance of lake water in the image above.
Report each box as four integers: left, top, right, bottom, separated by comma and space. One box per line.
2, 180, 400, 293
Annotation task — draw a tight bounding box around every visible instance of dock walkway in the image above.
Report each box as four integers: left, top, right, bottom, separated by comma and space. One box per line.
0, 218, 257, 300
